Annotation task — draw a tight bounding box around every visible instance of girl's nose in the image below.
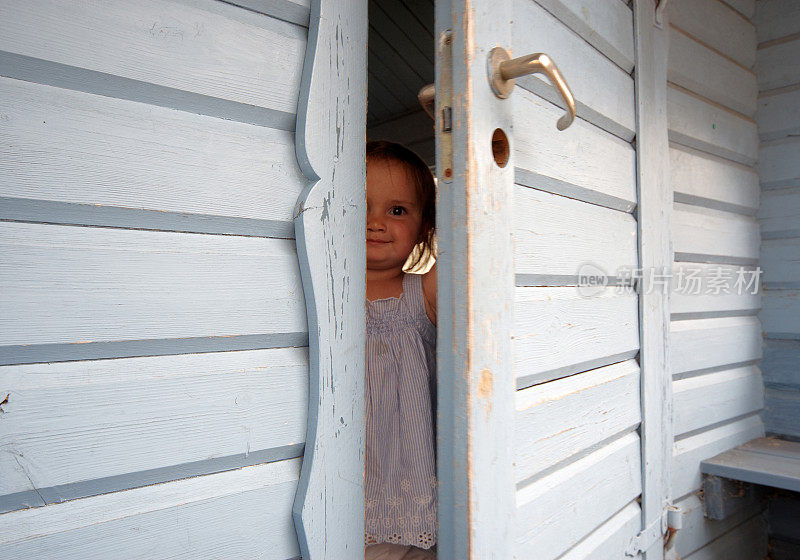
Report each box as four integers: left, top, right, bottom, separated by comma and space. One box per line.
366, 210, 385, 231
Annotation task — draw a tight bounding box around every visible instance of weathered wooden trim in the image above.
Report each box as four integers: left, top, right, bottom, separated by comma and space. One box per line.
0, 197, 294, 239
0, 443, 304, 515
220, 0, 311, 27
436, 0, 516, 557
290, 0, 366, 558
0, 51, 296, 131
0, 332, 309, 366
632, 2, 672, 559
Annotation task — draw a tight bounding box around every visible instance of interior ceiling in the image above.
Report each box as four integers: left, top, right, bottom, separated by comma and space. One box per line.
367, 0, 435, 127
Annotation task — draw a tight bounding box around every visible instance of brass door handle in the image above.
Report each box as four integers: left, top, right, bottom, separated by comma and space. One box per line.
418, 83, 436, 119
489, 47, 576, 130
418, 48, 576, 131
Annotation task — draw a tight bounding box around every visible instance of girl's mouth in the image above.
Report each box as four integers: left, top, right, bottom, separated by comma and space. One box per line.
367, 239, 390, 244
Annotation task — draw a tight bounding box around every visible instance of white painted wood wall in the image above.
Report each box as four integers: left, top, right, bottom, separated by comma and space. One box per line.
667, 0, 768, 558
508, 2, 654, 557
0, 1, 313, 557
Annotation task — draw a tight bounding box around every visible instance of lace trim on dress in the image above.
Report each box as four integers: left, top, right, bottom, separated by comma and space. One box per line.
364, 476, 437, 549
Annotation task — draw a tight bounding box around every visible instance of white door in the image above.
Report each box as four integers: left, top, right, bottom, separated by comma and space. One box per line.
433, 1, 672, 558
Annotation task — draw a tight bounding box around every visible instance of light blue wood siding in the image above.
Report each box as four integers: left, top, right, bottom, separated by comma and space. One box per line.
509, 2, 659, 558
756, 2, 800, 555
0, 0, 323, 556
668, 1, 767, 558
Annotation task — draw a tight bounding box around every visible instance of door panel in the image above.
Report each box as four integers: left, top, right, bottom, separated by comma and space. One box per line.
435, 1, 672, 558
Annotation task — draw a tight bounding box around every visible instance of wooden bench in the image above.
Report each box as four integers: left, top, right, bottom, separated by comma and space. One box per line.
700, 437, 800, 520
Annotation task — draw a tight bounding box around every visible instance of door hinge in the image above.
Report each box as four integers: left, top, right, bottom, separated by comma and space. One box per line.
655, 0, 668, 28
626, 505, 682, 557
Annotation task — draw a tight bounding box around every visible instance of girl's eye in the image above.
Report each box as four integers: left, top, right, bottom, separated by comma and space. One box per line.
389, 206, 406, 216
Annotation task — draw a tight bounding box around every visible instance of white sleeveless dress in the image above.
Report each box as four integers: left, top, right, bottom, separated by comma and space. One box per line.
365, 273, 437, 549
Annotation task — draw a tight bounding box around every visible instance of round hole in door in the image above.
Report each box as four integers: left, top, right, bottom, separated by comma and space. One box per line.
491, 128, 509, 168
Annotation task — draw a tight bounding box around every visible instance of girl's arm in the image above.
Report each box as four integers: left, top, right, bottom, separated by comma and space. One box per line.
421, 263, 437, 326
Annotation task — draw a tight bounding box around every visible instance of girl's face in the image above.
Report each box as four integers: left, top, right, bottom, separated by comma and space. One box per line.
366, 158, 423, 272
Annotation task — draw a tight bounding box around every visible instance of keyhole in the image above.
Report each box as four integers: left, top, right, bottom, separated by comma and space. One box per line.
491, 128, 509, 168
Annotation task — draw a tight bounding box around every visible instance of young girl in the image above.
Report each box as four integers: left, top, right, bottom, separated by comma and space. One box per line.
364, 141, 438, 560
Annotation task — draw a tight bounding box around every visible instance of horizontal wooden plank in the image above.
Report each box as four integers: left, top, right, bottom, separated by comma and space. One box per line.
513, 0, 635, 140
758, 186, 800, 239
673, 365, 764, 436
668, 26, 757, 117
760, 289, 800, 338
670, 0, 757, 68
223, 0, 310, 26
702, 446, 800, 492
671, 263, 761, 320
515, 360, 640, 483
513, 186, 638, 281
514, 287, 639, 387
514, 88, 637, 208
755, 0, 800, 43
673, 202, 760, 264
0, 222, 306, 347
670, 316, 762, 375
672, 415, 764, 498
673, 493, 764, 559
757, 86, 800, 142
515, 433, 642, 560
667, 85, 759, 166
0, 77, 304, 225
531, 0, 634, 72
721, 0, 756, 20
683, 515, 767, 560
764, 388, 800, 439
0, 458, 301, 559
670, 143, 759, 215
757, 37, 800, 92
558, 501, 641, 560
761, 238, 800, 284
762, 339, 800, 388
0, 51, 296, 131
0, 348, 307, 497
0, 0, 305, 114
759, 137, 800, 189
